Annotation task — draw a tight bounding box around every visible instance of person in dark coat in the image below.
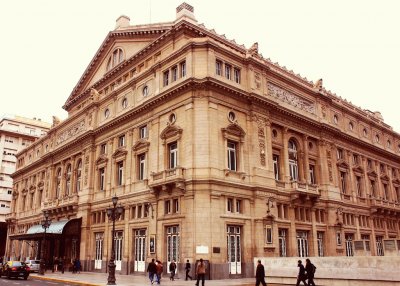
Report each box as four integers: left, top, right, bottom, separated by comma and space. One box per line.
169, 260, 177, 281
255, 259, 267, 286
185, 259, 192, 280
296, 260, 308, 286
59, 257, 65, 274
147, 258, 157, 284
305, 258, 316, 286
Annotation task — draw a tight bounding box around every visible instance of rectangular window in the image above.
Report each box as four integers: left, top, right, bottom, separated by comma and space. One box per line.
383, 183, 389, 200
370, 180, 376, 197
336, 232, 342, 245
168, 142, 178, 169
118, 135, 125, 147
227, 198, 233, 212
340, 171, 347, 194
163, 70, 169, 86
173, 198, 179, 213
139, 125, 147, 139
227, 140, 237, 171
317, 232, 324, 257
137, 205, 142, 218
236, 199, 242, 213
309, 164, 316, 184
99, 167, 105, 191
265, 226, 273, 244
216, 60, 222, 75
165, 200, 171, 214
172, 66, 178, 82
353, 154, 359, 164
117, 161, 124, 186
234, 67, 241, 83
278, 229, 287, 257
180, 61, 186, 77
138, 154, 146, 180
337, 148, 343, 160
273, 154, 280, 180
356, 176, 363, 197
100, 143, 107, 154
225, 64, 232, 80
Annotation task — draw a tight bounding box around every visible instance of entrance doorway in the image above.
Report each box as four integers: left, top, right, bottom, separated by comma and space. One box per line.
227, 225, 241, 275
134, 229, 146, 272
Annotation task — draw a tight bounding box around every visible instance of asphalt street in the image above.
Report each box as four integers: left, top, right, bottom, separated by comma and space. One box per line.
0, 276, 81, 286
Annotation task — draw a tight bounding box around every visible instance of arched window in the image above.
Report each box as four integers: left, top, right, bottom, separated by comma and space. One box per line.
106, 48, 124, 71
56, 168, 62, 198
65, 164, 72, 196
76, 160, 82, 192
288, 140, 298, 181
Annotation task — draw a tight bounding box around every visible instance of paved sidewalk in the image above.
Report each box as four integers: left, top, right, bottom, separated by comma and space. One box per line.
31, 271, 266, 286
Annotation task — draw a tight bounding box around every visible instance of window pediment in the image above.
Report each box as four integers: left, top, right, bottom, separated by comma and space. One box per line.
352, 165, 364, 174
96, 155, 109, 165
221, 123, 246, 140
160, 125, 183, 142
132, 140, 150, 152
337, 160, 349, 170
112, 148, 128, 159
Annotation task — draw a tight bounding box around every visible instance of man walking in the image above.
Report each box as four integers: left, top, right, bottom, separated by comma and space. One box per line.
296, 260, 308, 286
255, 259, 267, 286
147, 258, 157, 284
185, 259, 192, 280
169, 259, 177, 281
305, 258, 316, 286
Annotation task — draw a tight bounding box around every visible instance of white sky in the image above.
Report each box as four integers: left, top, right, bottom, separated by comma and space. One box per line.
1, 0, 399, 132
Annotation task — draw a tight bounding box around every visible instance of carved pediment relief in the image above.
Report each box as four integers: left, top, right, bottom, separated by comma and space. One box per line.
221, 123, 246, 140
96, 155, 109, 165
132, 140, 150, 152
112, 148, 128, 159
160, 125, 183, 141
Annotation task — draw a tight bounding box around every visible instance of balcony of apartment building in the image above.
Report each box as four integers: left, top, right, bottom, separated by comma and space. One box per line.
148, 167, 186, 195
369, 196, 400, 215
42, 193, 79, 215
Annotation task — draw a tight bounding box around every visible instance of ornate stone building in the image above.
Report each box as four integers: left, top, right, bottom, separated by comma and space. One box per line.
6, 3, 400, 279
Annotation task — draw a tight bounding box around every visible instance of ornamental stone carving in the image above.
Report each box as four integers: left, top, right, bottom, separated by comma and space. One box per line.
267, 83, 315, 114
56, 120, 86, 146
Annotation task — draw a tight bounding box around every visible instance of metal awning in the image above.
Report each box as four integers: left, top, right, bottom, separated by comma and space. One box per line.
9, 219, 78, 240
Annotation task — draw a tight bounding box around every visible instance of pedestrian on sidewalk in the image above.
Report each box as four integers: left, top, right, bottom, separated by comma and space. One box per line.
156, 260, 163, 284
296, 260, 308, 286
59, 257, 65, 274
305, 258, 316, 286
255, 259, 267, 286
147, 258, 157, 284
169, 259, 177, 281
74, 258, 81, 274
53, 257, 59, 272
195, 258, 206, 286
185, 259, 192, 280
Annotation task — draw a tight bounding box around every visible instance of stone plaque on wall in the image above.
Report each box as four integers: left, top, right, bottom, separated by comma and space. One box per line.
384, 240, 396, 251
354, 241, 364, 251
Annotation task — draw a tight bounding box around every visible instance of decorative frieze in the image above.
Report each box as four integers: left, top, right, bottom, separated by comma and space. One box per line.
56, 120, 86, 146
267, 83, 315, 114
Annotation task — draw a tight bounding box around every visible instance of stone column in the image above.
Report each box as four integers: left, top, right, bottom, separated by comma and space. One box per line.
311, 208, 318, 256
288, 206, 297, 256
282, 128, 290, 182
107, 139, 114, 196
265, 120, 274, 174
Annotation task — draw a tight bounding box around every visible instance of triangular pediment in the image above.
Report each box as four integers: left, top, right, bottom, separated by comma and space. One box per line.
96, 155, 109, 165
63, 24, 174, 111
336, 160, 349, 169
112, 148, 128, 158
352, 165, 364, 174
132, 140, 150, 152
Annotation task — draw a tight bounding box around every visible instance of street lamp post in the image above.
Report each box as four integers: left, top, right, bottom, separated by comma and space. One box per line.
39, 211, 51, 275
106, 195, 124, 285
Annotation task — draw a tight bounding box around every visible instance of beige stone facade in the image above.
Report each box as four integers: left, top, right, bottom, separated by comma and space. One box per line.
6, 3, 400, 279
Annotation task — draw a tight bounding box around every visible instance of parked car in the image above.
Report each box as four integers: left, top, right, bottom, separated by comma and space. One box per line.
0, 261, 30, 279
25, 260, 40, 273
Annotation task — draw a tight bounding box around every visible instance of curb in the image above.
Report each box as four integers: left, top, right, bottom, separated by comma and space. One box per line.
31, 274, 103, 286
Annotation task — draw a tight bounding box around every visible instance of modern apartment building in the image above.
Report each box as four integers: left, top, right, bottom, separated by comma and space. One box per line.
0, 115, 50, 255
5, 3, 400, 279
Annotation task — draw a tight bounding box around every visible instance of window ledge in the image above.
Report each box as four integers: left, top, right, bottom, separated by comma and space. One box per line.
224, 169, 246, 179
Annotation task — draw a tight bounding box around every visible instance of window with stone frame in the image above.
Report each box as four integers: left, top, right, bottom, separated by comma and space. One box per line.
168, 141, 178, 169
288, 139, 299, 181
273, 153, 280, 180
222, 123, 246, 175
76, 159, 82, 192
65, 164, 72, 196
99, 167, 105, 191
138, 153, 146, 180
227, 140, 237, 171
117, 161, 124, 186
118, 134, 126, 148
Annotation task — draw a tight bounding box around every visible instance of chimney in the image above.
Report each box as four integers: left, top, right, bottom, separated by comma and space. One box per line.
175, 2, 197, 23
115, 15, 130, 29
